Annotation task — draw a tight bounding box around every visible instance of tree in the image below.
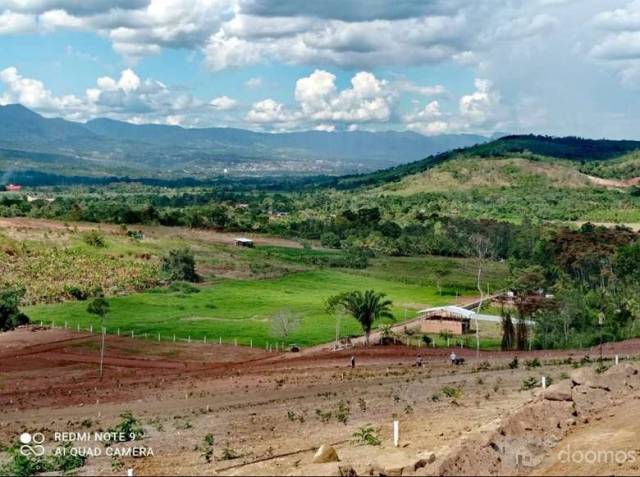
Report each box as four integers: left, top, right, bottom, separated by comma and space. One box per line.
339, 290, 394, 346
433, 266, 451, 296
515, 317, 529, 351
87, 297, 110, 379
501, 311, 515, 351
161, 248, 200, 282
614, 241, 640, 283
326, 292, 349, 347
270, 310, 301, 345
0, 286, 29, 331
511, 265, 546, 295
470, 233, 493, 359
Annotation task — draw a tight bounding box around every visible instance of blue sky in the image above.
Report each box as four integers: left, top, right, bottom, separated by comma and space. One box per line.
0, 0, 639, 138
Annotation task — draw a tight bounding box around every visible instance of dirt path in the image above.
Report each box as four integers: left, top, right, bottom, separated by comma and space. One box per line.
587, 174, 640, 188
0, 217, 306, 249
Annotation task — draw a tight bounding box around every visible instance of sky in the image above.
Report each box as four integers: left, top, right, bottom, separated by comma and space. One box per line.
0, 0, 640, 138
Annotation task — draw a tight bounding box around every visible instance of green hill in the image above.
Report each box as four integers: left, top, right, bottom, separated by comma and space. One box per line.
331, 134, 640, 190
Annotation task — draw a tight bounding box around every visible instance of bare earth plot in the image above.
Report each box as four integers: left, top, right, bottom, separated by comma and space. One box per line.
2, 326, 640, 476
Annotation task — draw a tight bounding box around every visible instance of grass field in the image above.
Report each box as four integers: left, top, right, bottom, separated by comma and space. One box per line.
26, 262, 508, 347
3, 218, 510, 348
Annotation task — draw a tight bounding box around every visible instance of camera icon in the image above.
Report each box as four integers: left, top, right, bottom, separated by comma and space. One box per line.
19, 432, 45, 457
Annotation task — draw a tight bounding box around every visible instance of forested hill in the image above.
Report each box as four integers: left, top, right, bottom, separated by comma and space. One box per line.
330, 135, 640, 190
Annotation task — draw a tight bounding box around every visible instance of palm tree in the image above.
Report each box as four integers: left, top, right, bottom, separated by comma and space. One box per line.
340, 290, 394, 346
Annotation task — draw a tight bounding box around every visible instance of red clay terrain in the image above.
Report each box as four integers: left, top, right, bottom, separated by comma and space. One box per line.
1, 326, 640, 476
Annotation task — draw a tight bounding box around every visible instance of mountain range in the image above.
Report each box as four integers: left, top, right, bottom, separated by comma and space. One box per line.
0, 104, 490, 178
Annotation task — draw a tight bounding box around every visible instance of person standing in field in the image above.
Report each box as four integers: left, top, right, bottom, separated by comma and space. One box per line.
350, 355, 356, 368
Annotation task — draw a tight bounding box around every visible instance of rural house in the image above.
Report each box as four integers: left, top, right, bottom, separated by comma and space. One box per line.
418, 306, 474, 335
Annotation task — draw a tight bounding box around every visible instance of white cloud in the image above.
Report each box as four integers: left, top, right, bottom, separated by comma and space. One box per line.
591, 31, 640, 60
485, 13, 558, 42
244, 76, 262, 89
395, 80, 447, 96
404, 100, 448, 135
246, 98, 296, 123
592, 1, 640, 31
293, 69, 392, 123
314, 123, 335, 132
209, 95, 237, 110
459, 78, 501, 126
245, 70, 394, 129
0, 10, 37, 34
204, 31, 264, 70
404, 78, 507, 135
0, 66, 220, 125
0, 66, 82, 112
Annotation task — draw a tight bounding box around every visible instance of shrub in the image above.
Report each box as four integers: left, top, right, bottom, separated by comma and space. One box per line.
220, 446, 240, 460
352, 425, 381, 446
167, 281, 200, 294
161, 248, 200, 283
320, 232, 341, 248
49, 441, 87, 473
441, 386, 462, 399
64, 285, 90, 301
202, 434, 215, 463
521, 377, 538, 390
524, 358, 541, 369
0, 286, 29, 331
0, 443, 49, 477
108, 411, 144, 443
315, 409, 332, 423
0, 440, 86, 477
336, 401, 350, 425
508, 357, 519, 369
82, 230, 106, 248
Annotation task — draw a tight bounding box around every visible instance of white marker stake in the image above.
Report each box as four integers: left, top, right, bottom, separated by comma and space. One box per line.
541, 376, 547, 389
127, 469, 134, 477
393, 420, 400, 447
615, 354, 619, 365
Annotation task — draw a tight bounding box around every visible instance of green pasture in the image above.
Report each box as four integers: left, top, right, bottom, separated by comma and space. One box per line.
26, 268, 466, 348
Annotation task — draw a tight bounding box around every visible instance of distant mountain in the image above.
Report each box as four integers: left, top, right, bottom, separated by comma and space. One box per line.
0, 104, 489, 177
84, 116, 486, 162
0, 104, 100, 147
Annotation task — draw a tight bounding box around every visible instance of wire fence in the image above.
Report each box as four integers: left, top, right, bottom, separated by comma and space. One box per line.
36, 320, 293, 352
37, 319, 481, 352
